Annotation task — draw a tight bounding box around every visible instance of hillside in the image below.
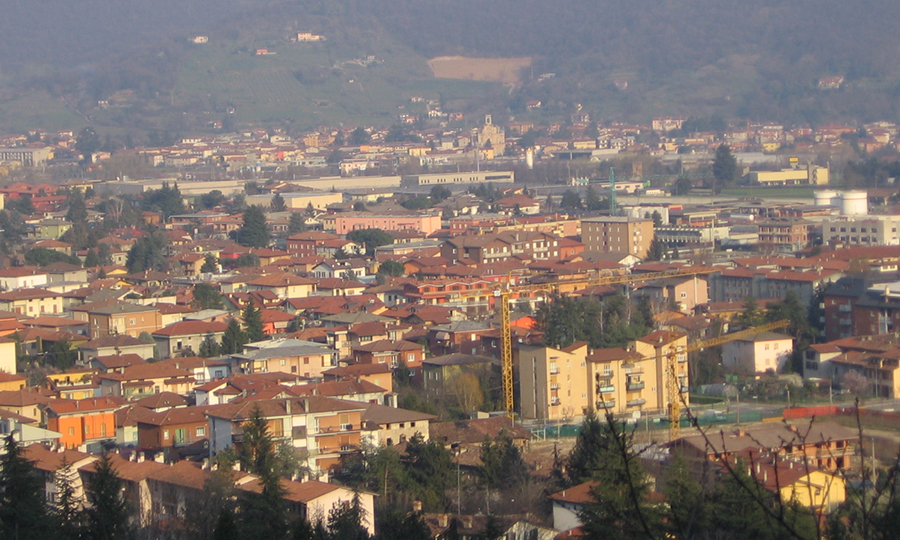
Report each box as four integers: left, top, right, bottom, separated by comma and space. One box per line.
3, 0, 900, 133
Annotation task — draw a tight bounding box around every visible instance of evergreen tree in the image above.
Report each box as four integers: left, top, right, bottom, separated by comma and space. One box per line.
584, 186, 603, 211
199, 336, 221, 358
404, 435, 454, 511
646, 237, 665, 261
55, 457, 85, 540
0, 436, 52, 540
84, 454, 133, 540
288, 213, 307, 234
221, 318, 247, 355
125, 231, 167, 273
201, 254, 218, 273
560, 190, 583, 210
651, 210, 663, 228
377, 260, 404, 277
237, 406, 288, 540
194, 283, 224, 310
326, 493, 369, 540
84, 249, 101, 268
737, 297, 766, 328
66, 189, 88, 224
243, 304, 265, 343
374, 507, 430, 540
212, 509, 240, 540
712, 144, 738, 193
673, 175, 693, 196
577, 413, 661, 540
237, 206, 270, 248
270, 193, 287, 212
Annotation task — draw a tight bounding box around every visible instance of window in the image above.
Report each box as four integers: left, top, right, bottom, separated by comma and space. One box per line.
164, 429, 170, 440
68, 427, 74, 435
196, 426, 206, 437
100, 424, 107, 437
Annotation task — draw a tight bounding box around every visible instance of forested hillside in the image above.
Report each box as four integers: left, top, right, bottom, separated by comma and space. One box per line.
2, 0, 900, 131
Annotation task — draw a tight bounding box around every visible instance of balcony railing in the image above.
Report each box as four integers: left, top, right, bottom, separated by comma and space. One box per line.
596, 370, 614, 379
626, 382, 645, 392
626, 398, 646, 408
550, 397, 561, 406
549, 367, 560, 375
596, 385, 615, 394
596, 400, 616, 409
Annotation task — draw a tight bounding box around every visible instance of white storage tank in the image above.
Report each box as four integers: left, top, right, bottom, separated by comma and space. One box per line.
815, 190, 839, 207
841, 190, 868, 215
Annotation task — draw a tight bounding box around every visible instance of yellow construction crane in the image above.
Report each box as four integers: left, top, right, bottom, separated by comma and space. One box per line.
662, 318, 791, 440
456, 267, 718, 417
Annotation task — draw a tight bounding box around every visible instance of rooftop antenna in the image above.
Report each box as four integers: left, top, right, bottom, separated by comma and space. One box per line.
609, 166, 617, 216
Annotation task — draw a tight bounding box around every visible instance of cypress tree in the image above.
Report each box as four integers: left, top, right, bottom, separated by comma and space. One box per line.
55, 457, 85, 540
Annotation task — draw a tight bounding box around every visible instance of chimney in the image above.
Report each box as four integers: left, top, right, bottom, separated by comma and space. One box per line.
137, 452, 145, 463
154, 452, 165, 463
286, 400, 292, 415
462, 516, 473, 529
412, 501, 423, 513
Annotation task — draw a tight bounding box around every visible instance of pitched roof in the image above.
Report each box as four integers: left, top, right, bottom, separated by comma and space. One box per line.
80, 334, 152, 349
152, 320, 228, 337
42, 396, 127, 415
430, 416, 532, 445
133, 392, 190, 410
363, 403, 436, 425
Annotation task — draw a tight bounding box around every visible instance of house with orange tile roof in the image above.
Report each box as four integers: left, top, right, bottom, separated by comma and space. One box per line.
246, 273, 317, 299
0, 287, 64, 316
0, 371, 27, 391
322, 363, 394, 393
42, 396, 127, 449
151, 320, 228, 359
137, 406, 211, 449
97, 363, 196, 398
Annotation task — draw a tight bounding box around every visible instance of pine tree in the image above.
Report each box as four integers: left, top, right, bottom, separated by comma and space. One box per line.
288, 213, 306, 234
84, 454, 133, 540
201, 254, 218, 273
221, 318, 247, 355
243, 304, 265, 343
326, 493, 369, 540
193, 283, 224, 310
0, 436, 53, 540
212, 509, 240, 540
270, 193, 287, 212
199, 336, 221, 358
237, 206, 270, 248
84, 249, 101, 268
237, 406, 288, 540
55, 457, 85, 540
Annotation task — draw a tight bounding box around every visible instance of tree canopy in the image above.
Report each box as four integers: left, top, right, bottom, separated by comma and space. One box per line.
236, 205, 270, 248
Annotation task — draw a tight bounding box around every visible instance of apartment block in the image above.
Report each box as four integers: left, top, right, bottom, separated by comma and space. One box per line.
581, 217, 654, 258
519, 342, 590, 422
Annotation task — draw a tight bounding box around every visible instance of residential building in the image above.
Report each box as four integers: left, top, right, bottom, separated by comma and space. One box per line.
422, 353, 495, 397
136, 406, 211, 449
519, 342, 590, 422
77, 335, 158, 365
42, 396, 126, 449
0, 288, 63, 316
97, 363, 195, 399
671, 420, 856, 471
0, 266, 48, 291
722, 331, 794, 375
757, 218, 815, 251
232, 339, 338, 378
822, 216, 900, 247
75, 302, 163, 340
333, 213, 442, 236
151, 321, 228, 359
581, 217, 654, 258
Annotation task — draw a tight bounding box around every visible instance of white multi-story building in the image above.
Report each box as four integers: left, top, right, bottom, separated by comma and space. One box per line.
821, 215, 900, 247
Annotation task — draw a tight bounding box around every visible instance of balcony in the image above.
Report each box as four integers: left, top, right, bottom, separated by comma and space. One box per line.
549, 367, 560, 375
596, 370, 614, 379
596, 400, 616, 409
626, 398, 646, 408
596, 385, 615, 394
623, 365, 643, 375
550, 397, 561, 406
626, 382, 645, 392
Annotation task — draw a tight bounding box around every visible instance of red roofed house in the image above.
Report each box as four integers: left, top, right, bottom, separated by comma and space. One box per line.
136, 406, 211, 449
152, 320, 228, 359
42, 396, 127, 449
